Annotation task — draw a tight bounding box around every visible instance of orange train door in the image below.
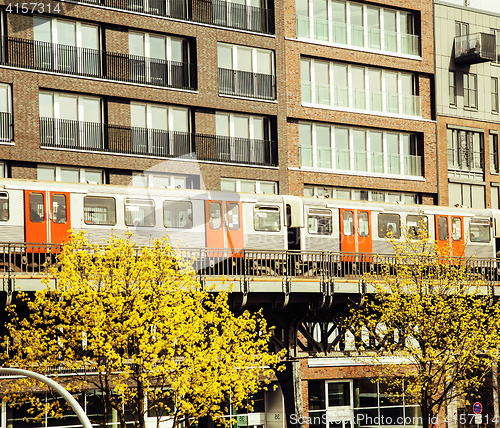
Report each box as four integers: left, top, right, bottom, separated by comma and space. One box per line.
25, 190, 47, 243
451, 216, 465, 258
49, 191, 71, 244
205, 200, 243, 253
340, 209, 372, 259
435, 215, 450, 256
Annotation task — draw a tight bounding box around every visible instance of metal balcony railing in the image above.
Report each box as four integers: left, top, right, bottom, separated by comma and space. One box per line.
1, 37, 196, 90
218, 68, 276, 100
195, 134, 278, 166
40, 118, 277, 166
0, 112, 13, 142
454, 32, 496, 64
52, 0, 274, 34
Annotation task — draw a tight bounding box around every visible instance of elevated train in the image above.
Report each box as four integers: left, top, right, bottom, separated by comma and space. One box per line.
0, 179, 498, 273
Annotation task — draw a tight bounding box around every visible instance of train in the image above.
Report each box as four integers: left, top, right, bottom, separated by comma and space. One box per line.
0, 179, 498, 265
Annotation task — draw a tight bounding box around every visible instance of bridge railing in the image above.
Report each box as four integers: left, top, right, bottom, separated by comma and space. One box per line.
0, 244, 498, 284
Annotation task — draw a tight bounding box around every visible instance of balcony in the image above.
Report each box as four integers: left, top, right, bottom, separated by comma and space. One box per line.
0, 112, 13, 142
296, 15, 420, 56
1, 37, 196, 90
40, 118, 278, 167
55, 0, 274, 34
300, 146, 422, 177
454, 32, 496, 64
218, 68, 276, 100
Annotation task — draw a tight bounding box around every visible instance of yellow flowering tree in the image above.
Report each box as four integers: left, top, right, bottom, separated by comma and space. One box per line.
3, 231, 281, 428
348, 227, 500, 428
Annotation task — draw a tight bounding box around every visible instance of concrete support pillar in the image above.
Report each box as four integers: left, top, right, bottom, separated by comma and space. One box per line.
275, 360, 303, 428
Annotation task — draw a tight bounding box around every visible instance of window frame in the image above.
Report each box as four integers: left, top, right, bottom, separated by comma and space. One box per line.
378, 213, 401, 238
0, 191, 9, 221
124, 198, 156, 227
492, 77, 499, 113
308, 208, 333, 235
162, 200, 193, 229
253, 205, 281, 232
83, 196, 117, 226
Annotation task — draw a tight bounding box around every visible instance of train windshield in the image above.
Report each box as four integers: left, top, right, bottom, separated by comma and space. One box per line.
308, 209, 332, 235
254, 206, 280, 232
469, 219, 490, 242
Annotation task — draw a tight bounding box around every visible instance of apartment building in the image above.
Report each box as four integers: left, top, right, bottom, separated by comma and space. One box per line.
435, 0, 500, 208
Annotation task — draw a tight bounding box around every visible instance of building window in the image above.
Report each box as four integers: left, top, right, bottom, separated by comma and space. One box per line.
304, 185, 419, 204
492, 186, 499, 209
449, 71, 456, 106
296, 0, 419, 56
449, 183, 485, 209
217, 43, 276, 100
463, 73, 478, 109
128, 32, 193, 89
215, 112, 273, 165
34, 16, 100, 76
299, 122, 421, 177
490, 133, 499, 174
37, 165, 104, 183
491, 29, 500, 63
447, 128, 483, 176
131, 172, 197, 189
301, 58, 420, 116
455, 21, 469, 37
221, 178, 278, 194
39, 91, 103, 149
130, 102, 191, 157
354, 379, 421, 427
492, 78, 499, 113
0, 162, 7, 178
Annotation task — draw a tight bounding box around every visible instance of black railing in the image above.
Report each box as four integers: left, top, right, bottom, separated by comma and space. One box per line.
53, 0, 274, 34
0, 112, 13, 142
218, 67, 276, 100
40, 118, 277, 166
195, 134, 278, 166
1, 37, 196, 90
1, 244, 500, 285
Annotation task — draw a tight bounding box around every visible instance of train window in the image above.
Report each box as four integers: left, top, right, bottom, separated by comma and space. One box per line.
378, 213, 401, 238
209, 202, 222, 230
0, 191, 8, 221
29, 193, 45, 223
358, 212, 369, 237
452, 217, 462, 241
308, 209, 332, 235
125, 199, 155, 227
52, 194, 67, 224
163, 201, 192, 229
254, 206, 280, 232
407, 215, 428, 239
438, 217, 448, 241
227, 203, 240, 230
343, 211, 353, 236
84, 196, 116, 225
469, 219, 490, 242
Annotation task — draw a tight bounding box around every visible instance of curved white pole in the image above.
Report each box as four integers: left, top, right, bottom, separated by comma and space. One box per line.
0, 367, 92, 428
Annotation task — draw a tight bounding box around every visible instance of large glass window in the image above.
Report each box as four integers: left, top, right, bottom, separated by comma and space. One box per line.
378, 213, 400, 238
0, 192, 9, 221
124, 199, 155, 227
216, 112, 271, 165
299, 122, 421, 177
254, 206, 280, 231
217, 43, 276, 100
37, 165, 104, 184
84, 196, 116, 225
301, 58, 420, 117
305, 185, 418, 204
406, 215, 427, 239
308, 209, 332, 235
221, 178, 277, 194
34, 17, 100, 76
39, 91, 102, 149
469, 219, 490, 242
130, 102, 190, 157
129, 32, 190, 88
296, 0, 419, 56
447, 128, 484, 174
463, 73, 478, 109
163, 201, 192, 228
